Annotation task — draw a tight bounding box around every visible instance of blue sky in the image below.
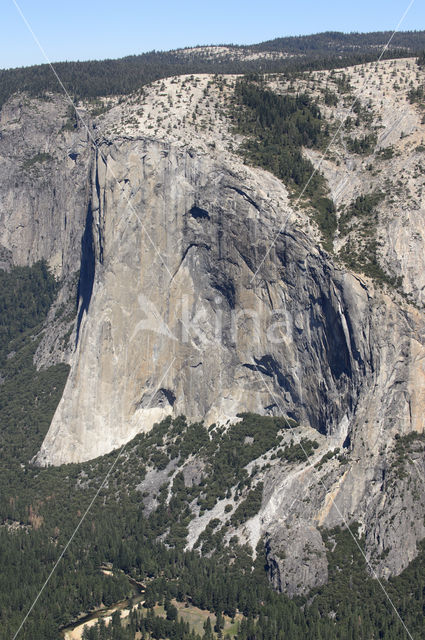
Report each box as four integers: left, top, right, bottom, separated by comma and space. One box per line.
1, 0, 424, 69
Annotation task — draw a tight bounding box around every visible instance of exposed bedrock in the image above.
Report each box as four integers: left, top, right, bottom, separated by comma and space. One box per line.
32, 139, 424, 468
1, 95, 424, 591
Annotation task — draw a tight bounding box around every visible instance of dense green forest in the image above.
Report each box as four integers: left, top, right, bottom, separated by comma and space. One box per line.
0, 263, 424, 639
252, 30, 425, 53
0, 262, 69, 468
0, 261, 58, 360
232, 80, 328, 191
1, 29, 425, 640
229, 75, 411, 284
1, 31, 424, 109
231, 79, 336, 250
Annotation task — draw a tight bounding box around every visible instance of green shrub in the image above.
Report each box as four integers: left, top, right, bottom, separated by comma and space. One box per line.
346, 133, 377, 155
230, 483, 264, 526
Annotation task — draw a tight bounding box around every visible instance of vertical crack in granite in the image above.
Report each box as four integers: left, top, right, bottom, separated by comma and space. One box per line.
1, 93, 424, 591
33, 139, 424, 468
76, 200, 95, 344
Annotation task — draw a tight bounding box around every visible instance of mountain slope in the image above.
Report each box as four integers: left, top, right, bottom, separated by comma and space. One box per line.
1, 52, 425, 613
1, 30, 425, 109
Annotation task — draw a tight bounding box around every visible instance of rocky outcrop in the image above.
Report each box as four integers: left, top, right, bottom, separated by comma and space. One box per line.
265, 523, 328, 596
0, 95, 92, 277
32, 136, 425, 466
32, 132, 425, 590
1, 68, 425, 593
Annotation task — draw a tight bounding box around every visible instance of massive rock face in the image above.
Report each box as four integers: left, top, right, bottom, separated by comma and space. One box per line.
1, 66, 425, 594
0, 95, 91, 277
33, 136, 425, 466
33, 132, 425, 593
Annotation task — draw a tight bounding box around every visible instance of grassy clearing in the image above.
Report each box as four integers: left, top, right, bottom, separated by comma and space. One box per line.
153, 601, 242, 638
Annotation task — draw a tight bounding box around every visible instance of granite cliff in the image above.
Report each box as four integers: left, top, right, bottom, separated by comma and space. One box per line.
1, 59, 425, 594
